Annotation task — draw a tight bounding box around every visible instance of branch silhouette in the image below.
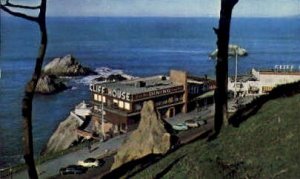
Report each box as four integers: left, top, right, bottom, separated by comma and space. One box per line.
1, 0, 48, 178
4, 0, 41, 9
0, 4, 38, 22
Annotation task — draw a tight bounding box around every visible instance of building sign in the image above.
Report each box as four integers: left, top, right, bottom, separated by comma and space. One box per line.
132, 86, 184, 101
90, 84, 131, 101
90, 84, 183, 101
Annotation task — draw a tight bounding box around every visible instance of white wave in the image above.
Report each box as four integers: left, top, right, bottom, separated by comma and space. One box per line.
74, 67, 136, 85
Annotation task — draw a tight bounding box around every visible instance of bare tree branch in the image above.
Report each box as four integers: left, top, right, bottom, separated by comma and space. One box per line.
0, 4, 38, 22
21, 0, 48, 178
2, 0, 48, 178
4, 1, 41, 9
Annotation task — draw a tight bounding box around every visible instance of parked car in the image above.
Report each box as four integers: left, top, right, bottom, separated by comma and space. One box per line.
172, 123, 188, 131
59, 165, 87, 175
184, 119, 199, 128
78, 158, 103, 168
197, 119, 207, 126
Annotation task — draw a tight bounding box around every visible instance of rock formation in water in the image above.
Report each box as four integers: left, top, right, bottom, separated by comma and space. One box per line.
42, 114, 82, 154
43, 54, 96, 76
36, 75, 68, 94
111, 100, 171, 170
209, 44, 248, 59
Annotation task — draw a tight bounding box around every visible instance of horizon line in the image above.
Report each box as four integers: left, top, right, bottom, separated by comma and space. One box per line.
2, 14, 300, 19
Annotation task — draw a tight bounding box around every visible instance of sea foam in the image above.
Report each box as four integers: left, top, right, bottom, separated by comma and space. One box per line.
74, 67, 136, 85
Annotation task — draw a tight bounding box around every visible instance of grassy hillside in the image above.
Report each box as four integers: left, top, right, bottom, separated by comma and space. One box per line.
132, 94, 300, 178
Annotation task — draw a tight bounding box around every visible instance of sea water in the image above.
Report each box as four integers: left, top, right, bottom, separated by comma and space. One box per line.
0, 16, 299, 167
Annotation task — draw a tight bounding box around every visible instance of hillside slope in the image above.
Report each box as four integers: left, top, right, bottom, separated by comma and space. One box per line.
133, 94, 300, 178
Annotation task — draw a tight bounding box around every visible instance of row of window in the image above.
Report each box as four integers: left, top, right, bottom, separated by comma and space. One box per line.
132, 95, 183, 112
113, 99, 131, 110
94, 94, 106, 103
262, 86, 273, 93
94, 94, 131, 111
94, 93, 183, 112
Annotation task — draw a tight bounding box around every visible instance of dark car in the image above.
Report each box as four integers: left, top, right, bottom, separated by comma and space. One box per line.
98, 158, 105, 166
59, 165, 87, 175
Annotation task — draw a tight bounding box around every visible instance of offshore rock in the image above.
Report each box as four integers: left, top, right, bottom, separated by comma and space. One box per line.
36, 74, 68, 94
42, 114, 82, 155
209, 44, 248, 59
44, 54, 96, 76
111, 100, 171, 170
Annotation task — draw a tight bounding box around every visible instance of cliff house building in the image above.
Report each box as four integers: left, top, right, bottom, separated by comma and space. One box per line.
89, 70, 215, 135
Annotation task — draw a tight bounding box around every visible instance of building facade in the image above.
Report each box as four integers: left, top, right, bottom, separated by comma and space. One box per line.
89, 70, 215, 135
228, 68, 300, 96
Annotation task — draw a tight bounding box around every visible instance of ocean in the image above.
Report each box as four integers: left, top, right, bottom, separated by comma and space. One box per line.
0, 16, 299, 168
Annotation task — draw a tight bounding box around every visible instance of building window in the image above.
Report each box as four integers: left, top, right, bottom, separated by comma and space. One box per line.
262, 86, 273, 93
113, 99, 118, 104
102, 96, 106, 103
94, 94, 98, 101
112, 99, 119, 109
124, 102, 131, 110
118, 101, 124, 108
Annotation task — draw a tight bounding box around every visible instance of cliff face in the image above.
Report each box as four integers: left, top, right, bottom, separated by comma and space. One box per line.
44, 54, 96, 76
42, 114, 81, 155
111, 100, 171, 170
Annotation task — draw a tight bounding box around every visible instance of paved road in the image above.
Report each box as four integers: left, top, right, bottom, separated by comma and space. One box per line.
50, 107, 215, 179
8, 105, 215, 179
51, 156, 114, 179
8, 134, 128, 179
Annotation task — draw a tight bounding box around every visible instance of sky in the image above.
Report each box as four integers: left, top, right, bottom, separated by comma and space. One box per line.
1, 0, 300, 17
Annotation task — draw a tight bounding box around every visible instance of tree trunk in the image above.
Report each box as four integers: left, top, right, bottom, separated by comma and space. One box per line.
22, 1, 47, 178
214, 0, 238, 135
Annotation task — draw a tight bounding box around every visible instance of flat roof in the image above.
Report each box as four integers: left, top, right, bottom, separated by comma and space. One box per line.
94, 75, 183, 95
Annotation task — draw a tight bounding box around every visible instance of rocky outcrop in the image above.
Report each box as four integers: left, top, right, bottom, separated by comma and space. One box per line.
111, 100, 171, 170
42, 114, 82, 154
36, 75, 68, 94
106, 74, 127, 82
209, 44, 248, 59
93, 74, 127, 82
44, 54, 96, 76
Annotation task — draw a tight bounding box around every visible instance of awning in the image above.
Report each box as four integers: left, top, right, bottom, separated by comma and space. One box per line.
191, 90, 215, 101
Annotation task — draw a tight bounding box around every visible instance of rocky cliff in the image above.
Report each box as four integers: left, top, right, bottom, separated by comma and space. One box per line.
36, 75, 68, 94
111, 100, 171, 170
44, 54, 96, 76
42, 114, 82, 154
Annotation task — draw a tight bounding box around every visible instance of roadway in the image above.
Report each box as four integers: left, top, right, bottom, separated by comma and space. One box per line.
7, 106, 214, 179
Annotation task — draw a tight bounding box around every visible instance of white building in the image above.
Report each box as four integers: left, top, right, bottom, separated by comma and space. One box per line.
74, 101, 92, 118
228, 68, 300, 96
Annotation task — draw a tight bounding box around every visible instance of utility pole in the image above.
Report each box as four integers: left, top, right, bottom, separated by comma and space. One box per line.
101, 94, 105, 140
234, 48, 238, 98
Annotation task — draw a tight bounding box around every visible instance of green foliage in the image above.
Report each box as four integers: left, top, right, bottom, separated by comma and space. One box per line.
134, 94, 300, 178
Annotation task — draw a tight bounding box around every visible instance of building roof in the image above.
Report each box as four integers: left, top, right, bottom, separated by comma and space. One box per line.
255, 68, 300, 75
229, 75, 258, 82
94, 75, 183, 95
